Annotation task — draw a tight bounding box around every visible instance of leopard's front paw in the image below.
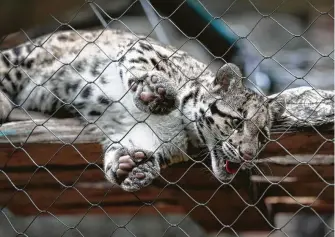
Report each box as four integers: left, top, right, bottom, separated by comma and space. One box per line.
130, 72, 179, 114
105, 149, 160, 192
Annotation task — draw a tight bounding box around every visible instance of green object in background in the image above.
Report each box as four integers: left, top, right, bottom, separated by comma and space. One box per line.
186, 0, 238, 45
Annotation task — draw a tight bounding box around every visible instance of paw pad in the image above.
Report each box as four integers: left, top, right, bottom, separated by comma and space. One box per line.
107, 149, 161, 192
130, 73, 179, 114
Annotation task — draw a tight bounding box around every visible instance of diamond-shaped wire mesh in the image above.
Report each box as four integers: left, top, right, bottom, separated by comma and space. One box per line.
0, 0, 333, 236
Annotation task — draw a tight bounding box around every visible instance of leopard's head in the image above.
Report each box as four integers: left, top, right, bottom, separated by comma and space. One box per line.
202, 63, 286, 181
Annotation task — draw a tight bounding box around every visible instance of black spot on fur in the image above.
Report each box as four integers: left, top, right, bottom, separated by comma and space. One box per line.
4, 73, 11, 81
171, 67, 178, 75
15, 71, 22, 80
13, 47, 21, 57
138, 57, 149, 64
98, 96, 110, 105
119, 70, 123, 81
126, 41, 134, 47
136, 49, 144, 55
58, 35, 68, 41
65, 82, 79, 95
160, 66, 166, 73
150, 58, 159, 69
181, 91, 194, 110
14, 59, 19, 67
205, 116, 214, 126
129, 57, 149, 64
149, 57, 167, 72
90, 61, 100, 76
1, 88, 9, 95
81, 86, 92, 99
57, 68, 66, 78
2, 54, 11, 67
11, 81, 18, 93
89, 110, 102, 116
100, 76, 108, 84
119, 56, 126, 64
73, 102, 86, 110
26, 59, 34, 69
210, 101, 233, 119
139, 42, 153, 51
73, 61, 84, 72
193, 88, 200, 106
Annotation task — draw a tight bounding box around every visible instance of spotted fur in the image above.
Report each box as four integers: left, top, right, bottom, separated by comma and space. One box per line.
0, 29, 285, 191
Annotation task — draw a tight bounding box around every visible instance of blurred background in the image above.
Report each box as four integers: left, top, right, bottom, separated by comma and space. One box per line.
0, 0, 333, 236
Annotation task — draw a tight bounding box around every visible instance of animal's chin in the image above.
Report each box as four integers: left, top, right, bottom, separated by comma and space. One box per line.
210, 145, 243, 180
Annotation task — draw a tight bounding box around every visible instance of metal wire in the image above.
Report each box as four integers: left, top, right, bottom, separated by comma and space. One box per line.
0, 0, 333, 236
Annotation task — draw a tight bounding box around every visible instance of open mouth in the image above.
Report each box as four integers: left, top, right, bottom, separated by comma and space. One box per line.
225, 160, 241, 174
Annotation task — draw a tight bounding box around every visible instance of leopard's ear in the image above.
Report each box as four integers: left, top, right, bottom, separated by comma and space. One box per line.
212, 63, 244, 92
268, 96, 286, 120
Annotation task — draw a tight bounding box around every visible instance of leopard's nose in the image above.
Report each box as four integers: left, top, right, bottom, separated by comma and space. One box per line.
242, 152, 253, 160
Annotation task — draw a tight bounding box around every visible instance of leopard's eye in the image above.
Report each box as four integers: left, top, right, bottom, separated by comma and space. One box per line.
232, 118, 243, 129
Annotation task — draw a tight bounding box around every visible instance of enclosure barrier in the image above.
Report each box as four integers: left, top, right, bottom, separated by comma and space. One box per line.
0, 0, 334, 236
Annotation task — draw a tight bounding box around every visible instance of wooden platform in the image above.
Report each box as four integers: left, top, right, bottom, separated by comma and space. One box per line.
0, 87, 333, 232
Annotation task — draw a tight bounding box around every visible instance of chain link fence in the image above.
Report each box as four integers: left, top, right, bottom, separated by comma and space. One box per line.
0, 0, 334, 236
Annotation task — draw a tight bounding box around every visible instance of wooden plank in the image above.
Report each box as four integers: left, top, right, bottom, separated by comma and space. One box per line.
265, 196, 334, 214
259, 132, 333, 158
6, 202, 184, 216
255, 181, 334, 201
1, 155, 333, 187
0, 143, 103, 168
0, 168, 105, 188
0, 181, 184, 215
171, 188, 273, 232
0, 186, 179, 208
0, 131, 332, 169
1, 166, 332, 200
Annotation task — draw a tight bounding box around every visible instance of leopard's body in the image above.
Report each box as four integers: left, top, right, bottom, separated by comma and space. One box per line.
0, 29, 285, 191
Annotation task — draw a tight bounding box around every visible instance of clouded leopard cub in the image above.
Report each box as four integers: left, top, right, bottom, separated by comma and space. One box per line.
0, 29, 285, 191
